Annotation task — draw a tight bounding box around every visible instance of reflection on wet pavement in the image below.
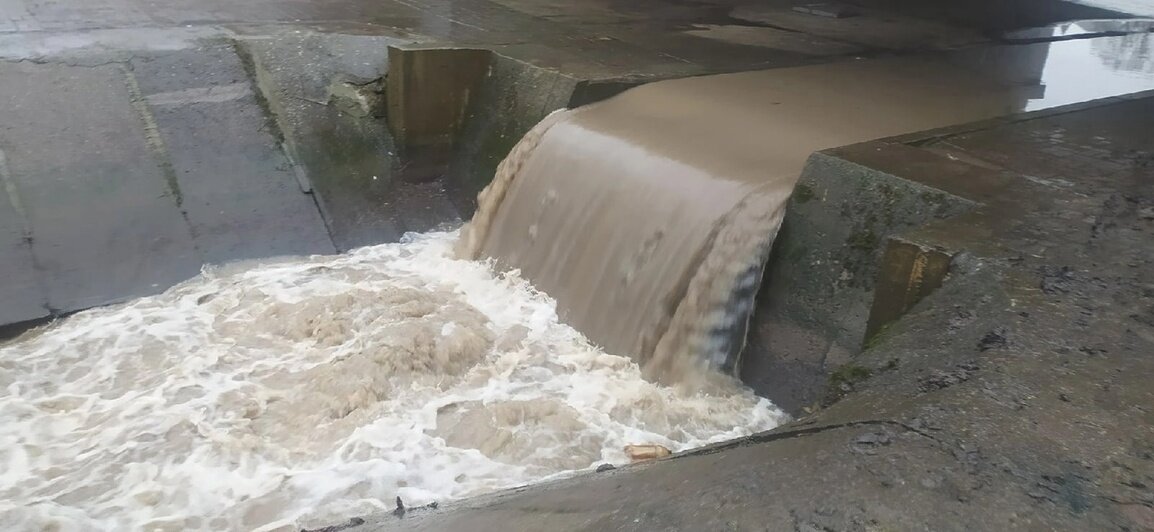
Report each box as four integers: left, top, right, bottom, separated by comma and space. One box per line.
951, 32, 1153, 111
1068, 0, 1154, 16
1003, 18, 1154, 42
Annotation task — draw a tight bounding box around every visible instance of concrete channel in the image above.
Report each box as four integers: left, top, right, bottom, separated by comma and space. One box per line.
0, 0, 1152, 530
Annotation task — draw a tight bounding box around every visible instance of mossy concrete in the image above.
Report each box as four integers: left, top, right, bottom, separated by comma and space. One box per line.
240, 33, 462, 251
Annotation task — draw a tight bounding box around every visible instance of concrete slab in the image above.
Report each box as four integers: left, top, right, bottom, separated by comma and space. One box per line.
4, 0, 1126, 35
0, 0, 40, 32
0, 62, 201, 313
0, 43, 346, 324
129, 45, 335, 263
925, 97, 1154, 185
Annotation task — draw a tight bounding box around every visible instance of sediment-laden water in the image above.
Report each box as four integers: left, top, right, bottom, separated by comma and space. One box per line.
458, 56, 1040, 383
0, 232, 786, 531
7, 39, 1147, 530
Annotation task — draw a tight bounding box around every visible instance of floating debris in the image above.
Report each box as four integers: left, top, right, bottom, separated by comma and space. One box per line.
625, 444, 673, 462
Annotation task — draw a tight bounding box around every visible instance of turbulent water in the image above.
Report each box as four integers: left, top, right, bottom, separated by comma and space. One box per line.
0, 232, 787, 531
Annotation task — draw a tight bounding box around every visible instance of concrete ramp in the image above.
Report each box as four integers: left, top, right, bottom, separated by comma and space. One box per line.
0, 45, 335, 326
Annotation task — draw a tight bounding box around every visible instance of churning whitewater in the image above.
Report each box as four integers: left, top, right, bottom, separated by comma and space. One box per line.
0, 231, 787, 531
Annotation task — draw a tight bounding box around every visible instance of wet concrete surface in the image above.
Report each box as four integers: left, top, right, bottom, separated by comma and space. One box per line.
0, 48, 337, 325
241, 32, 409, 251
1, 0, 914, 322
129, 45, 335, 263
374, 90, 1154, 532
0, 0, 1152, 528
241, 32, 461, 251
0, 155, 46, 325
0, 61, 203, 316
0, 0, 1134, 73
0, 0, 875, 323
731, 31, 1154, 414
0, 0, 1146, 344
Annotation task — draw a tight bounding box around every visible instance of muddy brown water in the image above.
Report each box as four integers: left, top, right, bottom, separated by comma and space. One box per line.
458, 55, 1059, 385
4, 33, 1152, 531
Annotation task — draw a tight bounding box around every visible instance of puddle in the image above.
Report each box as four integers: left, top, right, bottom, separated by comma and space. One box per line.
1004, 18, 1154, 41
950, 33, 1154, 111
1067, 0, 1154, 16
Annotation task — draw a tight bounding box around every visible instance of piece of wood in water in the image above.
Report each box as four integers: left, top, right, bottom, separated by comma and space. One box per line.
625, 444, 672, 462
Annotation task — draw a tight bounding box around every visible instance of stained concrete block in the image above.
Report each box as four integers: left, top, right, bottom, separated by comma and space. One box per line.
566, 79, 641, 108
866, 237, 952, 339
385, 46, 491, 150
740, 139, 1021, 410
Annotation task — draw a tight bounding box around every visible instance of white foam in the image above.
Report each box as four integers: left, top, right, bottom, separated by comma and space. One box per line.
0, 231, 787, 531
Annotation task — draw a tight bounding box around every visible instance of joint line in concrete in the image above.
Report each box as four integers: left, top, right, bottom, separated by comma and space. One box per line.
122, 65, 184, 208
121, 64, 203, 256
0, 148, 30, 240
0, 146, 54, 314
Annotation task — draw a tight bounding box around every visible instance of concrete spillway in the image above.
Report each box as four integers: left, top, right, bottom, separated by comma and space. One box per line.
455, 52, 1099, 383
0, 1, 1153, 530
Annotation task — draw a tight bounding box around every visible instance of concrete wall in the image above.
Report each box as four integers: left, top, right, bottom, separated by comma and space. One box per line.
740, 149, 978, 412
444, 54, 581, 216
